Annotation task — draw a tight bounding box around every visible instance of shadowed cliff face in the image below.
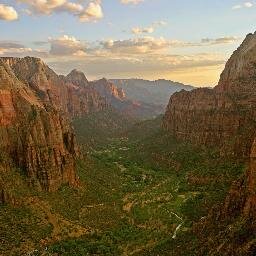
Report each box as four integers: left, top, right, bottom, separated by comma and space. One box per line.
163, 32, 256, 254
0, 58, 78, 192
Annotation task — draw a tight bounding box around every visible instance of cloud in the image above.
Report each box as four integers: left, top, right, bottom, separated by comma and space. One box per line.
121, 0, 144, 4
49, 35, 87, 56
79, 1, 103, 22
131, 20, 167, 35
0, 40, 47, 57
232, 2, 253, 9
132, 26, 154, 34
100, 37, 171, 54
153, 21, 168, 26
18, 0, 66, 15
201, 36, 240, 45
0, 4, 18, 21
99, 35, 240, 55
0, 41, 25, 49
58, 2, 83, 13
244, 2, 253, 7
18, 0, 103, 22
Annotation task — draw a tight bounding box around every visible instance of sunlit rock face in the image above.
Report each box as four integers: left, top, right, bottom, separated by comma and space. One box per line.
0, 57, 80, 192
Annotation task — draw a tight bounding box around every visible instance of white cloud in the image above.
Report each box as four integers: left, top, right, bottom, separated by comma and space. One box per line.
232, 2, 253, 9
0, 35, 234, 85
79, 1, 103, 22
121, 0, 144, 4
232, 5, 242, 9
244, 2, 253, 7
0, 4, 18, 21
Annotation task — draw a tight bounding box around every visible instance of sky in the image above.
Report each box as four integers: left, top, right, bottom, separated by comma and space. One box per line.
0, 0, 255, 86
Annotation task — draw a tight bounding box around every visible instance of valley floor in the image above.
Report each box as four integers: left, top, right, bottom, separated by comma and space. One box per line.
0, 115, 244, 256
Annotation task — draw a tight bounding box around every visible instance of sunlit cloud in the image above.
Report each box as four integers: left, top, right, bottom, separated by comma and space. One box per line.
17, 0, 103, 22
79, 1, 103, 22
49, 35, 87, 56
0, 4, 18, 21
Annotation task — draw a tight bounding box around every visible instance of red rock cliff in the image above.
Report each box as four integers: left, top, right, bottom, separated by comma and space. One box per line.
163, 33, 256, 158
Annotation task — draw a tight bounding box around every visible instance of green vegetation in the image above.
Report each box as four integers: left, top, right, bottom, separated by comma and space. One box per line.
0, 205, 52, 255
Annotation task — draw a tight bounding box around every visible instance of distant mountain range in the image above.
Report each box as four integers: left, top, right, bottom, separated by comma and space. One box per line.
110, 79, 194, 107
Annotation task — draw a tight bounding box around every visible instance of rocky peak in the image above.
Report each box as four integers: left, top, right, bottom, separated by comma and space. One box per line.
91, 78, 126, 100
66, 69, 89, 87
217, 32, 256, 92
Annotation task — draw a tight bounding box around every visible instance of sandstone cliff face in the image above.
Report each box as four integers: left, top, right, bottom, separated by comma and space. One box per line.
163, 33, 256, 158
0, 58, 78, 192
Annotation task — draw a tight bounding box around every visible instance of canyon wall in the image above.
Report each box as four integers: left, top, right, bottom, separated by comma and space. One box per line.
163, 32, 256, 254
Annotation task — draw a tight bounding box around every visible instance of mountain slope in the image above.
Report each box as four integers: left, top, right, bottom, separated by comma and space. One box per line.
90, 78, 163, 119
